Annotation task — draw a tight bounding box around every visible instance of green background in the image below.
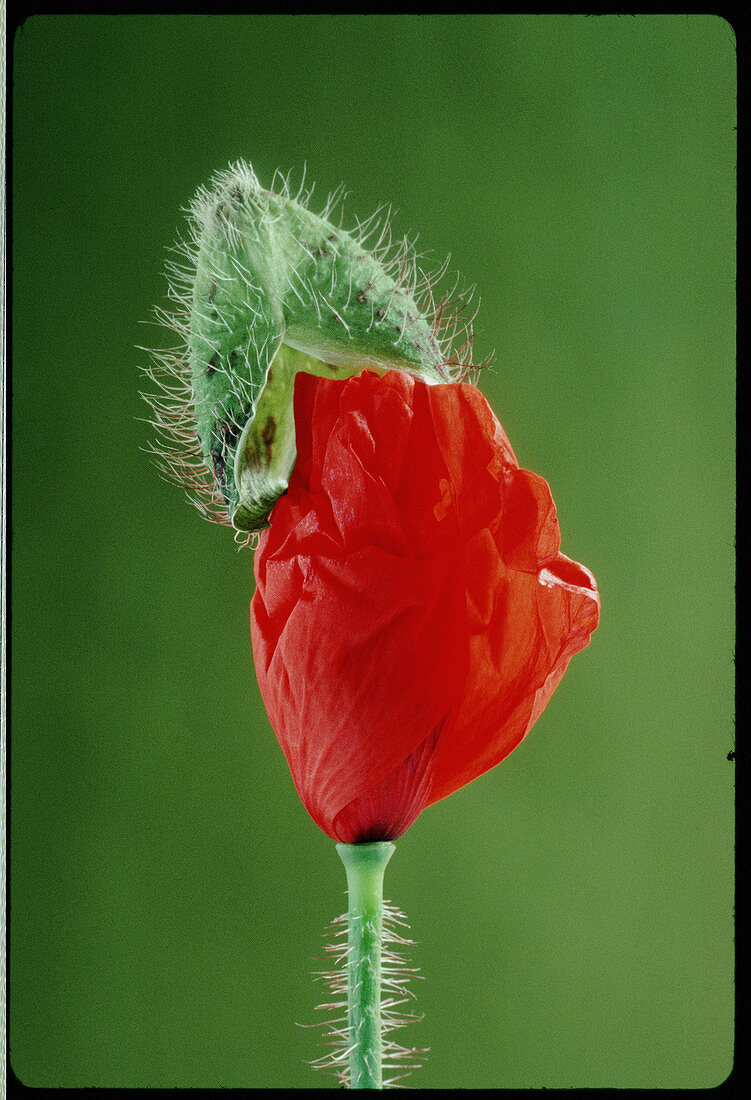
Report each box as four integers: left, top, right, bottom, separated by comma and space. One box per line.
10, 14, 735, 1090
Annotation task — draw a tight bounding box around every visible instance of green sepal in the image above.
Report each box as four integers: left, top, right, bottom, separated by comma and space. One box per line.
187, 164, 448, 532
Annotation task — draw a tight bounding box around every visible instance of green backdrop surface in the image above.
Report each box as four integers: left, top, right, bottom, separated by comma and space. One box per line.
10, 13, 735, 1090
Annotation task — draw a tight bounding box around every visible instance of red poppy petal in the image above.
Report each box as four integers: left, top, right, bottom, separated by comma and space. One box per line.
422, 382, 517, 539
331, 725, 441, 844
426, 539, 600, 806
252, 539, 467, 835
251, 368, 599, 840
501, 467, 562, 572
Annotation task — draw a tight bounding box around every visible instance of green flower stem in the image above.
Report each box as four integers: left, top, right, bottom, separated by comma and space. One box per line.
336, 841, 395, 1089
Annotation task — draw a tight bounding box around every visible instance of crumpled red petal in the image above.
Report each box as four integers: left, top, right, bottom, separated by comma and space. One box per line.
250, 369, 600, 842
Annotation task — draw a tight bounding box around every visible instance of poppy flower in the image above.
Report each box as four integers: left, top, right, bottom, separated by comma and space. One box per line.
250, 369, 599, 843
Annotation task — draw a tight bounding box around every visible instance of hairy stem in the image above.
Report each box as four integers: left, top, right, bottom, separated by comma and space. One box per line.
336, 841, 395, 1089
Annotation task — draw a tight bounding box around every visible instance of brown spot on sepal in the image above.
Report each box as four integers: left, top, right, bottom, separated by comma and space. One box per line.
261, 416, 276, 463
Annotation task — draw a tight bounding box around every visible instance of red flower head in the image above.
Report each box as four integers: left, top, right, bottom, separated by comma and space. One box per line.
251, 370, 599, 843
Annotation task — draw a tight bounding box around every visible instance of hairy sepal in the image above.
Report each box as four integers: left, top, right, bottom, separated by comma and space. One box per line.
145, 160, 483, 533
